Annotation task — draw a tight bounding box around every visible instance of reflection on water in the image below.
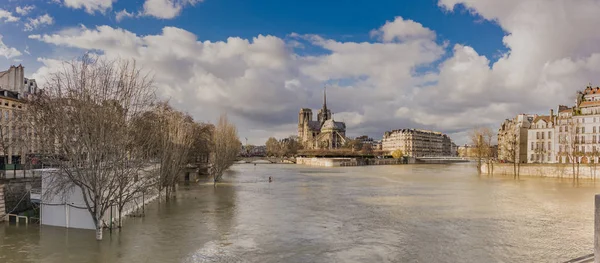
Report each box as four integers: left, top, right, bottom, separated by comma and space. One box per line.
0, 163, 598, 262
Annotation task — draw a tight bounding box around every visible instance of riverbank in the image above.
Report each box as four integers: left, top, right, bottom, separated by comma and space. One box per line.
481, 163, 600, 179
296, 157, 411, 167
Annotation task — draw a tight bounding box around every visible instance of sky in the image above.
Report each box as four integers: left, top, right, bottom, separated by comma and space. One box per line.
0, 0, 599, 145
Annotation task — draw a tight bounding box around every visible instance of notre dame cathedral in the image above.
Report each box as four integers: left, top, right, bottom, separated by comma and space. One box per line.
298, 88, 348, 149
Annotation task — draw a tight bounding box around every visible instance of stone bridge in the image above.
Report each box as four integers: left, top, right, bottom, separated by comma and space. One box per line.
236, 157, 296, 164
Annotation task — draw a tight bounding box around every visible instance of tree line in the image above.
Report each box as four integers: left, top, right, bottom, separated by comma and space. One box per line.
25, 55, 240, 240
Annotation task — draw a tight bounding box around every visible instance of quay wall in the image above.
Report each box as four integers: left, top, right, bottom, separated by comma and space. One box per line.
296, 157, 408, 167
481, 163, 600, 179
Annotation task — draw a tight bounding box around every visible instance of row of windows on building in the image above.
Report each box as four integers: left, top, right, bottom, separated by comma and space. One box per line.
535, 131, 552, 139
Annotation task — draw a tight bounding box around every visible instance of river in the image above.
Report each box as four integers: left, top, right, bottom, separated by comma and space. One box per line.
0, 163, 598, 262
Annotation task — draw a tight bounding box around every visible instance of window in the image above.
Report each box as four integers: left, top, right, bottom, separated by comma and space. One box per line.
542, 132, 545, 139
566, 126, 569, 132
537, 132, 540, 139
560, 126, 563, 132
547, 153, 551, 162
582, 146, 586, 153
583, 127, 586, 133
582, 136, 586, 143
595, 136, 598, 143
577, 127, 580, 134
548, 142, 551, 150
548, 131, 552, 138
530, 154, 534, 161
531, 142, 534, 150
595, 146, 597, 153
595, 126, 597, 133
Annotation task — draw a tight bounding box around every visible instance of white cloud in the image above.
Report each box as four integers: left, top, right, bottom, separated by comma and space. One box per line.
15, 5, 35, 16
142, 0, 203, 19
0, 35, 22, 59
370, 16, 436, 42
62, 0, 116, 14
24, 14, 54, 31
115, 9, 134, 22
28, 1, 600, 145
0, 9, 19, 22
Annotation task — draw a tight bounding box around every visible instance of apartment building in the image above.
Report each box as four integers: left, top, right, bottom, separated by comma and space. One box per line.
381, 129, 453, 157
498, 114, 535, 163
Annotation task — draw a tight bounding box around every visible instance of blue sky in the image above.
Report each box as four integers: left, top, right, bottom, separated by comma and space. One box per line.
0, 0, 597, 145
0, 0, 508, 71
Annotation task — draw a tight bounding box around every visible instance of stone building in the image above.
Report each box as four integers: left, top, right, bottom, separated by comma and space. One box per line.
526, 112, 555, 163
498, 114, 535, 163
298, 88, 348, 149
0, 65, 38, 95
0, 65, 40, 165
381, 129, 453, 157
555, 85, 600, 164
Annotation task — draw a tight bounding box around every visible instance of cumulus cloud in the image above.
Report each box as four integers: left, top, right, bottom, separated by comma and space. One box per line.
142, 0, 203, 19
28, 1, 600, 144
24, 14, 54, 31
15, 5, 35, 16
115, 9, 134, 22
0, 9, 19, 22
370, 16, 436, 42
61, 0, 116, 14
0, 35, 22, 59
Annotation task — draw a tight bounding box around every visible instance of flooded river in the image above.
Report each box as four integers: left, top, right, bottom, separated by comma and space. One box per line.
1, 163, 598, 262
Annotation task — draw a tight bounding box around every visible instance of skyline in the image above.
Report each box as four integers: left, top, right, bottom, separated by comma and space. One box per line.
0, 0, 598, 145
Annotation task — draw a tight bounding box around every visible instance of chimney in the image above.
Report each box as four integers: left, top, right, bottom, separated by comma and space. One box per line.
550, 109, 554, 117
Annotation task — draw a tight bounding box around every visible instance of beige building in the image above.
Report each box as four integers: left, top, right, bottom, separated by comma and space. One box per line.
0, 65, 40, 165
0, 90, 38, 165
498, 114, 535, 163
381, 129, 453, 157
298, 88, 348, 149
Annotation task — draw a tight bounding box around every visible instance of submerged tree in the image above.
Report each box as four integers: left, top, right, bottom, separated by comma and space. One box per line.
211, 114, 241, 186
469, 126, 494, 174
31, 55, 155, 240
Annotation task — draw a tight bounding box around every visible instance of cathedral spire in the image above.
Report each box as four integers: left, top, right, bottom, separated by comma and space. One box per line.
323, 86, 327, 110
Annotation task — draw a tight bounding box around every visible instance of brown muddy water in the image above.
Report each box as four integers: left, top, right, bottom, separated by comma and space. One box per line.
0, 163, 598, 262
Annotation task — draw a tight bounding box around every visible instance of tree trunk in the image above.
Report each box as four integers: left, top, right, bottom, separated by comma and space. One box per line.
118, 206, 124, 229
95, 210, 103, 240
96, 225, 103, 240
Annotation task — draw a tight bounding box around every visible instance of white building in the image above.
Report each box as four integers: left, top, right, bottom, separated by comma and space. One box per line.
527, 113, 556, 163
41, 168, 159, 230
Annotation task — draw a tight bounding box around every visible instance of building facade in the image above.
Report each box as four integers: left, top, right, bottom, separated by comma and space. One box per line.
0, 65, 38, 95
0, 65, 40, 165
381, 129, 453, 157
298, 88, 348, 149
526, 113, 555, 163
498, 114, 535, 163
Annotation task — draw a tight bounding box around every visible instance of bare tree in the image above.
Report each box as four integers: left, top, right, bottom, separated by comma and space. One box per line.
148, 103, 195, 199
470, 127, 493, 174
30, 55, 155, 240
265, 137, 280, 157
211, 114, 240, 186
501, 133, 519, 179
